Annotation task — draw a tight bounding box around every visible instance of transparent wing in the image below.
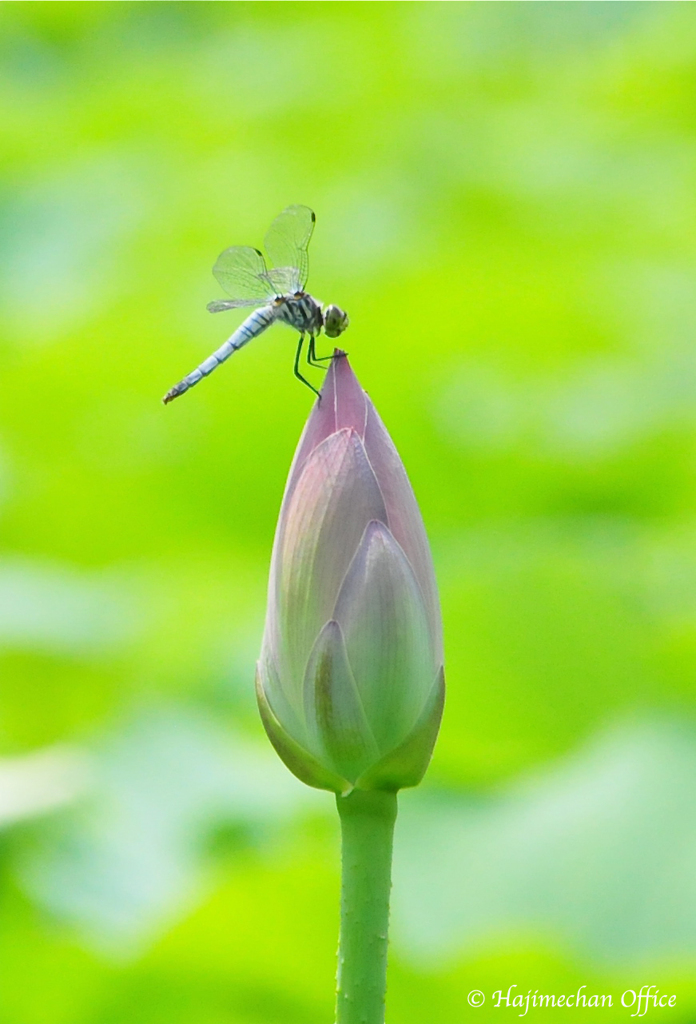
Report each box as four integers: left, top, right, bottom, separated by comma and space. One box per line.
212, 246, 276, 301
207, 298, 267, 313
264, 205, 315, 292
266, 266, 302, 294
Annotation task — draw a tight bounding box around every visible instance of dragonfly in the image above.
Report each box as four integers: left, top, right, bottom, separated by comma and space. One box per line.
162, 205, 349, 404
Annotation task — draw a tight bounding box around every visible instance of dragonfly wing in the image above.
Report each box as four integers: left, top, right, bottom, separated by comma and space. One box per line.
264, 205, 315, 292
266, 267, 300, 294
212, 246, 276, 301
207, 298, 267, 313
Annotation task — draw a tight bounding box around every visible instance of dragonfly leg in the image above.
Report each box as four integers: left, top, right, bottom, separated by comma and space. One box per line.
307, 335, 336, 366
306, 335, 329, 370
294, 334, 321, 399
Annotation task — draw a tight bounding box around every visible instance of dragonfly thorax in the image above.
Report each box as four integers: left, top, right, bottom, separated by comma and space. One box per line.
275, 292, 324, 335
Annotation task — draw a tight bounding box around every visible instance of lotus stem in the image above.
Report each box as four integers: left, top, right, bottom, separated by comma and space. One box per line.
335, 789, 398, 1024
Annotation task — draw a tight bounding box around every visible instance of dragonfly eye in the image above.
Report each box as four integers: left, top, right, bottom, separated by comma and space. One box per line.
324, 304, 349, 339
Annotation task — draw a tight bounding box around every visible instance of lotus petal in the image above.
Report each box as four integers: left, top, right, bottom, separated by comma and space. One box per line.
284, 354, 368, 501
355, 667, 445, 792
363, 402, 442, 660
255, 669, 350, 794
271, 429, 387, 704
257, 642, 305, 745
303, 620, 379, 782
333, 521, 435, 750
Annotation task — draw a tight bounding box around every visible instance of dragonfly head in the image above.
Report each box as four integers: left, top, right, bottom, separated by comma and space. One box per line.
323, 304, 350, 339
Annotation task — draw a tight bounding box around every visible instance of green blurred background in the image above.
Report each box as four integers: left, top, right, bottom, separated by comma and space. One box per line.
2, 2, 696, 1021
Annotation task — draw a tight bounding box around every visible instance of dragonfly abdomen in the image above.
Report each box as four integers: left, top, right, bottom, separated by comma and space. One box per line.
162, 305, 276, 404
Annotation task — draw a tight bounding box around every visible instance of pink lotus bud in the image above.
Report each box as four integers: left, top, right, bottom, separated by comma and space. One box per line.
256, 354, 444, 794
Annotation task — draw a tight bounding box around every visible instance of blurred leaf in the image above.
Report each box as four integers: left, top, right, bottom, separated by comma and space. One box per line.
0, 558, 141, 654
19, 705, 318, 953
395, 719, 696, 966
0, 745, 90, 827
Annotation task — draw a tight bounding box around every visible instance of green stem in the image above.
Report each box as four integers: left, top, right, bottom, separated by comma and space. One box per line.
335, 789, 398, 1024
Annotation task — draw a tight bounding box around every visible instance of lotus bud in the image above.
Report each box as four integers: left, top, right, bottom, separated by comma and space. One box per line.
256, 353, 444, 795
